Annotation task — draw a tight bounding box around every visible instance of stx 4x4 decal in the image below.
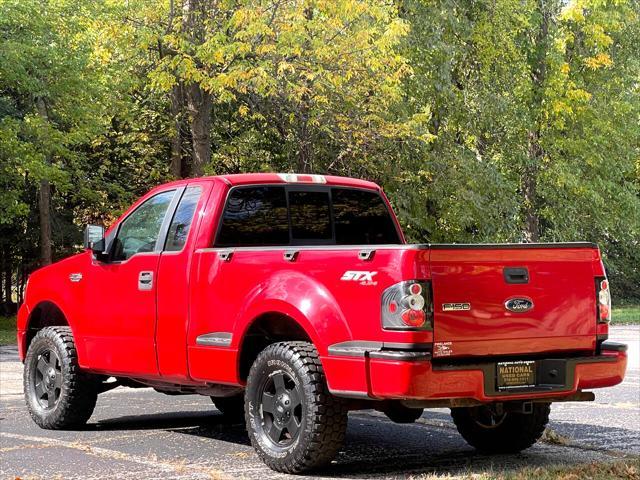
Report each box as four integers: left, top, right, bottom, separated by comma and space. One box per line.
340, 270, 378, 285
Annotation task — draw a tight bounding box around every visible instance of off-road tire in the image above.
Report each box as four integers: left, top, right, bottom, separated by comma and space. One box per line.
451, 403, 550, 454
245, 341, 348, 473
24, 326, 98, 429
212, 393, 245, 423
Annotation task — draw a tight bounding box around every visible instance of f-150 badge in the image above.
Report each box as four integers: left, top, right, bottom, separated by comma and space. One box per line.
442, 303, 471, 311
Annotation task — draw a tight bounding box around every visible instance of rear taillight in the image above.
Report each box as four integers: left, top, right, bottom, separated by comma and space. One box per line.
596, 277, 611, 323
381, 280, 433, 330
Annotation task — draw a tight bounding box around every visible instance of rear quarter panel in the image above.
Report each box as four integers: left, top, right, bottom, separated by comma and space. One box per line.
186, 247, 432, 384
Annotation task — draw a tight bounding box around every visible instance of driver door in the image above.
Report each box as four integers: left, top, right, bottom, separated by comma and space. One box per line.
81, 188, 180, 376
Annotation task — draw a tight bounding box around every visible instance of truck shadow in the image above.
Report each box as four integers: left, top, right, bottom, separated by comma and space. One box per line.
90, 408, 633, 478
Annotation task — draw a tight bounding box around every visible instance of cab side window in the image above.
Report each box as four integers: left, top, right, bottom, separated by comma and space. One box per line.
112, 190, 175, 261
332, 188, 400, 244
165, 186, 202, 252
215, 186, 289, 246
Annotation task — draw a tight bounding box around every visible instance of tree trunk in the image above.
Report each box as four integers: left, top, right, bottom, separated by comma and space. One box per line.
521, 0, 555, 243
0, 246, 5, 306
296, 6, 315, 174
181, 0, 212, 176
36, 97, 53, 266
170, 83, 184, 178
523, 131, 542, 242
186, 83, 212, 176
18, 263, 26, 304
3, 253, 12, 305
38, 179, 53, 266
297, 109, 311, 173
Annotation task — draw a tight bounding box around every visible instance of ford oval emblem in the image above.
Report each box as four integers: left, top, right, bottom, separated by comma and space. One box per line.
505, 298, 534, 313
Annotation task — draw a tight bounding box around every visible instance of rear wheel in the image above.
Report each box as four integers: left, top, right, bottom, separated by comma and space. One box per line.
24, 326, 98, 429
451, 403, 550, 453
245, 341, 348, 473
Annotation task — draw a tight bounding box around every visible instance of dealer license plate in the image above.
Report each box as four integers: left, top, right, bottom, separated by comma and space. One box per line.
497, 360, 536, 389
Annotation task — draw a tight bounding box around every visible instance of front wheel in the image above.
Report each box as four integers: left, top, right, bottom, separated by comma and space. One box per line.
451, 403, 550, 454
24, 327, 98, 429
245, 341, 348, 473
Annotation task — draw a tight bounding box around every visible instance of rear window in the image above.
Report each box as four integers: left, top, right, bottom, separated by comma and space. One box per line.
215, 185, 400, 247
289, 190, 332, 242
215, 186, 289, 246
332, 188, 400, 244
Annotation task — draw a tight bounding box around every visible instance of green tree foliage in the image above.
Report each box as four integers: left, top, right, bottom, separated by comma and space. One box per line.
0, 0, 638, 306
133, 0, 425, 176
0, 0, 114, 306
395, 0, 639, 299
0, 0, 170, 309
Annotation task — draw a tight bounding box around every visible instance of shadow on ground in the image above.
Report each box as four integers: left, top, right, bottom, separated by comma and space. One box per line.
82, 408, 635, 479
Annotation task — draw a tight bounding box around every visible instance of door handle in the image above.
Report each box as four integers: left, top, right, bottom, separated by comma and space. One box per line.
504, 267, 529, 284
138, 271, 154, 291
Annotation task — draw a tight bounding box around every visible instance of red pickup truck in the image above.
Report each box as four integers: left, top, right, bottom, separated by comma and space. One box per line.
18, 173, 627, 473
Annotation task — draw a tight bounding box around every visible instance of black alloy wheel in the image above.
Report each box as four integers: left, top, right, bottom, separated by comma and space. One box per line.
24, 326, 98, 429
257, 369, 303, 446
451, 402, 550, 453
30, 348, 63, 410
245, 341, 348, 473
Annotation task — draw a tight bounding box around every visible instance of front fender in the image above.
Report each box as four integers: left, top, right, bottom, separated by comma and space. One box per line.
234, 270, 352, 355
20, 253, 88, 360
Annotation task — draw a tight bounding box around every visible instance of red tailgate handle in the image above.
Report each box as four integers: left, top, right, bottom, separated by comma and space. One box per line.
504, 267, 529, 284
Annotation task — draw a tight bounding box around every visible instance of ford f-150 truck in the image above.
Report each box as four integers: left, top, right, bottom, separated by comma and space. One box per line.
18, 173, 627, 473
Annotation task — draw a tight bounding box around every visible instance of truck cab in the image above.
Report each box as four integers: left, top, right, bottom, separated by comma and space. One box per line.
17, 173, 627, 473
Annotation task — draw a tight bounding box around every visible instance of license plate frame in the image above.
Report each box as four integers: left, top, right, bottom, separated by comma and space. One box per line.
496, 360, 536, 389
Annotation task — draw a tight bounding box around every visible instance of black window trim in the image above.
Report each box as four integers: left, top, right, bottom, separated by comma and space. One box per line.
162, 185, 203, 253
212, 183, 402, 248
106, 186, 184, 263
287, 186, 335, 246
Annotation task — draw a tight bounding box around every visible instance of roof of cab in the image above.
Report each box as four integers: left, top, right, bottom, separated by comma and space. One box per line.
221, 173, 379, 189
159, 173, 380, 190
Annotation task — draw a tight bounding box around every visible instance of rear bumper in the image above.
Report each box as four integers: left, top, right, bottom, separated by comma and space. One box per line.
323, 341, 627, 403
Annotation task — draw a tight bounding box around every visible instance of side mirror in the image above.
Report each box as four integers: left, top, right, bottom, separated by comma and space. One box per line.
84, 225, 108, 260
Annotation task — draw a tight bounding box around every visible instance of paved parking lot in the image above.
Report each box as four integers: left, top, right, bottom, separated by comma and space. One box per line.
1, 326, 638, 479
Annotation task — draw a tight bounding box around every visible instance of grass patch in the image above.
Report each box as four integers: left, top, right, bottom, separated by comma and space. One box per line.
414, 459, 640, 479
540, 427, 571, 446
612, 305, 640, 325
0, 315, 17, 345
502, 460, 640, 480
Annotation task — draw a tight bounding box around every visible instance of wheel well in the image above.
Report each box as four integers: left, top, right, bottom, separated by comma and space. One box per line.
238, 313, 312, 380
26, 301, 69, 348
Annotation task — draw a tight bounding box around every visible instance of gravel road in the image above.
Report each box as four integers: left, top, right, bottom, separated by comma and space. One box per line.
1, 326, 638, 479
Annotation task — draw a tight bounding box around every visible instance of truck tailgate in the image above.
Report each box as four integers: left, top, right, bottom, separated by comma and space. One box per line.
430, 244, 601, 358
